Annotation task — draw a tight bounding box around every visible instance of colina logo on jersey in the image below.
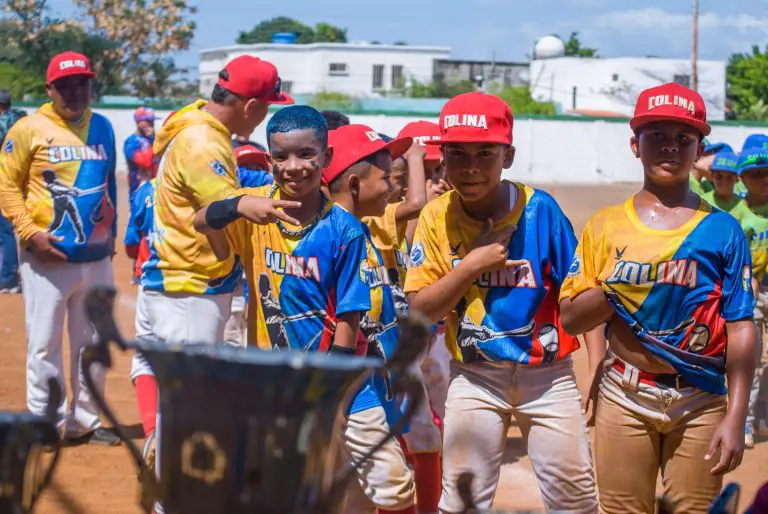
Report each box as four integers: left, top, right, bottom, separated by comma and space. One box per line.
48, 145, 108, 164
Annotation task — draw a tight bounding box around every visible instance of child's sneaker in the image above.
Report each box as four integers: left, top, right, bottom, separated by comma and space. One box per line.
0, 285, 20, 294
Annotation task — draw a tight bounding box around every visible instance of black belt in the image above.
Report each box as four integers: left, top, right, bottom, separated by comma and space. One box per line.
652, 373, 695, 390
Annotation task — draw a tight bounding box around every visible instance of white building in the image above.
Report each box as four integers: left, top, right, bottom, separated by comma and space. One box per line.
530, 57, 726, 120
199, 43, 451, 98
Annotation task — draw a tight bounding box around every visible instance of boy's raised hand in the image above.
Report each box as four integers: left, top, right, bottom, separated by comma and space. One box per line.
463, 219, 525, 275
236, 195, 302, 226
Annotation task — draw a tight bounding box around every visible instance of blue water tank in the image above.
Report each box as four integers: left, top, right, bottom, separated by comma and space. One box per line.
272, 33, 297, 44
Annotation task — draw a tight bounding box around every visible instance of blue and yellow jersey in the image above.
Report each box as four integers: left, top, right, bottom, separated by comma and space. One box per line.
561, 196, 754, 395
405, 181, 579, 365
224, 186, 371, 352
363, 201, 409, 315
125, 178, 155, 248
354, 227, 402, 417
0, 103, 116, 262
142, 100, 241, 294
738, 202, 768, 282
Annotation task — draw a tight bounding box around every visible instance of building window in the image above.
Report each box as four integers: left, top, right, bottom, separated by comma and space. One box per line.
372, 64, 385, 91
391, 65, 404, 89
329, 63, 348, 76
612, 73, 619, 82
673, 74, 691, 87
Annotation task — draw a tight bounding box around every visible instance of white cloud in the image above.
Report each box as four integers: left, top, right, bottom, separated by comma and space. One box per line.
594, 8, 768, 32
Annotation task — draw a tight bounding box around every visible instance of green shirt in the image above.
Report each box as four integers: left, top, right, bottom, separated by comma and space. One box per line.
699, 191, 750, 219
739, 200, 768, 281
689, 174, 714, 197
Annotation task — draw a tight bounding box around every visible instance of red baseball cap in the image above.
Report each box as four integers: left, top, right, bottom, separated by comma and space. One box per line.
428, 92, 513, 146
323, 124, 413, 184
234, 144, 271, 169
630, 82, 710, 136
217, 56, 294, 105
47, 51, 95, 84
398, 121, 442, 162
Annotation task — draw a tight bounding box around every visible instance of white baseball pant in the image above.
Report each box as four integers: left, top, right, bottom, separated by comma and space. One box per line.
129, 288, 233, 380
21, 251, 114, 436
141, 288, 232, 514
340, 406, 416, 513
439, 357, 597, 514
422, 330, 451, 421
223, 288, 246, 348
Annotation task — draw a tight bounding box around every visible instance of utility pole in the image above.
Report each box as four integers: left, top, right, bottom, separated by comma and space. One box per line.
692, 0, 699, 91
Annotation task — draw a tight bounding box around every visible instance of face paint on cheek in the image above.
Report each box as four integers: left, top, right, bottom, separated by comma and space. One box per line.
309, 160, 320, 170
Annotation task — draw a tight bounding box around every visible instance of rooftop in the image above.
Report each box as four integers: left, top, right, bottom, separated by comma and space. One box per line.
200, 42, 452, 59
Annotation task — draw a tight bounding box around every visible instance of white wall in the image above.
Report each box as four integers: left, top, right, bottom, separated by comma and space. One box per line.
530, 57, 726, 120
199, 43, 451, 98
24, 107, 765, 185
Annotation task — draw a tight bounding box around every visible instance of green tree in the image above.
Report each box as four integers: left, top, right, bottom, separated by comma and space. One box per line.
237, 17, 315, 44
307, 91, 360, 111
406, 78, 476, 98
0, 62, 46, 99
727, 45, 768, 121
562, 32, 598, 58
314, 22, 347, 43
237, 17, 348, 45
489, 84, 557, 115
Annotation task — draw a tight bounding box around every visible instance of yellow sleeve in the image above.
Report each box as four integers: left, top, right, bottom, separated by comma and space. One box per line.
752, 248, 767, 282
177, 135, 239, 208
559, 218, 602, 300
224, 217, 250, 259
0, 122, 38, 240
403, 206, 444, 294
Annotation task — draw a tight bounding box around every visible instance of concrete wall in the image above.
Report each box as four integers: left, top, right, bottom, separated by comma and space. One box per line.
23, 106, 766, 185
530, 57, 726, 120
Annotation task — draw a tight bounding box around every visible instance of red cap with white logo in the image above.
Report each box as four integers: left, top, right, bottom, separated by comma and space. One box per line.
630, 82, 710, 136
428, 92, 514, 146
398, 121, 442, 162
234, 144, 271, 169
323, 124, 413, 185
217, 55, 294, 105
47, 51, 95, 84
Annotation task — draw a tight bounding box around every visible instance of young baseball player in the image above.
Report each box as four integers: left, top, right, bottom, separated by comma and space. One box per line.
700, 147, 749, 217
689, 139, 722, 197
736, 147, 768, 448
322, 109, 351, 130
560, 83, 756, 513
196, 110, 418, 514
124, 168, 155, 284
0, 51, 118, 445
361, 122, 444, 514
124, 106, 156, 199
222, 144, 275, 347
405, 92, 598, 513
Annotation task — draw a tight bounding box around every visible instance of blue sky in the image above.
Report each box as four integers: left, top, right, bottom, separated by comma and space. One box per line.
44, 0, 768, 73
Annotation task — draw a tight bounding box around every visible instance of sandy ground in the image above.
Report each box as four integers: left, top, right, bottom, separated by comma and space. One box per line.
1, 182, 766, 513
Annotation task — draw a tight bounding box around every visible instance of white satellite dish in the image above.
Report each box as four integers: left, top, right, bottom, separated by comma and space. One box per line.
534, 36, 566, 60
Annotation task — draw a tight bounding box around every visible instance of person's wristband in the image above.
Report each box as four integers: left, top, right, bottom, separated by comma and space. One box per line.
328, 344, 357, 356
205, 196, 243, 230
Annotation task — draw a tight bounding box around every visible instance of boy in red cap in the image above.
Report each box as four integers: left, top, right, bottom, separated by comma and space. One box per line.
559, 83, 756, 513
324, 124, 421, 514
405, 92, 598, 513
0, 51, 119, 445
361, 121, 444, 514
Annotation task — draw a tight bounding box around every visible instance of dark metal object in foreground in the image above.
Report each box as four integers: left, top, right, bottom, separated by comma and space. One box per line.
82, 287, 430, 514
0, 379, 62, 514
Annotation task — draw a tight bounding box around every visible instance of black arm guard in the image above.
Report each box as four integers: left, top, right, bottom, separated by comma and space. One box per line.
205, 195, 243, 230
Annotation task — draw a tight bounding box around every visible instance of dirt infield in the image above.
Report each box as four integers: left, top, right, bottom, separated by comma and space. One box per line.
1, 182, 765, 513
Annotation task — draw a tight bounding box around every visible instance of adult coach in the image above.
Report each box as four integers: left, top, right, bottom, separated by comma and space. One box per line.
131, 56, 293, 451
0, 51, 118, 445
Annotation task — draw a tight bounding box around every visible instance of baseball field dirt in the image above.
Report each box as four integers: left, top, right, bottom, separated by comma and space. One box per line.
1, 182, 765, 513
